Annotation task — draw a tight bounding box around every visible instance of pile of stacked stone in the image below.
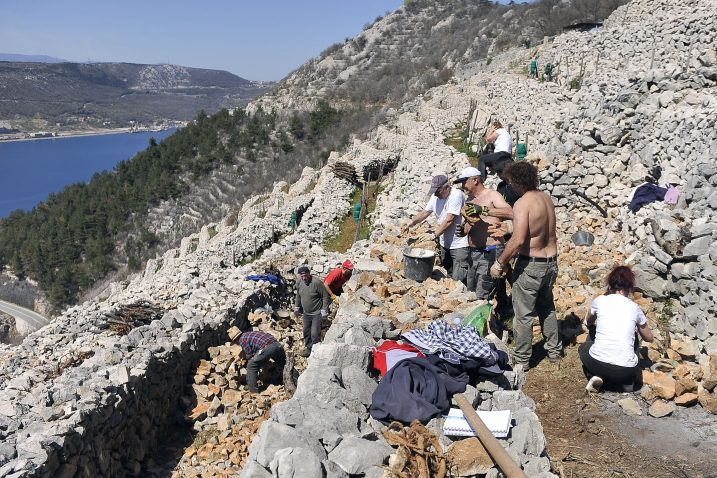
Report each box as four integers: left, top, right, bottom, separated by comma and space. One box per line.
172, 311, 301, 477
537, 0, 717, 354
241, 226, 556, 477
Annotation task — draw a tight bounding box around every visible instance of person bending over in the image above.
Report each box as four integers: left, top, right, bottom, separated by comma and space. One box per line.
580, 266, 654, 392
405, 174, 470, 284
323, 260, 354, 303
231, 330, 286, 393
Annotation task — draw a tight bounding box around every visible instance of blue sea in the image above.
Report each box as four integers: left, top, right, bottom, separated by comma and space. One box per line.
0, 129, 176, 218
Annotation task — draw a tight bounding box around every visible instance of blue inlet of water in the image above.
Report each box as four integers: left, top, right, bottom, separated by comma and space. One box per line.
0, 129, 176, 218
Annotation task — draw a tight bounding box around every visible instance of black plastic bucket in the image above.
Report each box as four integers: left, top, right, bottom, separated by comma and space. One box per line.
403, 247, 436, 282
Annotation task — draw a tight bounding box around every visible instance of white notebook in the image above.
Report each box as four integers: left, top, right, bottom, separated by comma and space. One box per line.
443, 408, 512, 438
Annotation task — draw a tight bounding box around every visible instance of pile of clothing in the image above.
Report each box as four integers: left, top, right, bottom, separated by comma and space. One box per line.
370, 320, 509, 424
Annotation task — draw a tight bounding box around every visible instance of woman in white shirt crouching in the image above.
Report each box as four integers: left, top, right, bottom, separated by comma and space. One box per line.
580, 266, 654, 392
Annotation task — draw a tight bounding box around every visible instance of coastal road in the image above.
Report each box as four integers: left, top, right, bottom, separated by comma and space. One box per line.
0, 300, 49, 334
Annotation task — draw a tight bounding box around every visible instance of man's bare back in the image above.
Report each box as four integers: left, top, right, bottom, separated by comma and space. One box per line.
513, 190, 557, 257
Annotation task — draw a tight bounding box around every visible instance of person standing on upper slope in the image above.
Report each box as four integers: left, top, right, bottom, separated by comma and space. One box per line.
478, 120, 512, 178
490, 162, 560, 370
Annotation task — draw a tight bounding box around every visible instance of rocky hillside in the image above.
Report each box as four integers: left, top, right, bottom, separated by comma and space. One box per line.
252, 0, 627, 112
0, 62, 271, 133
1, 0, 717, 476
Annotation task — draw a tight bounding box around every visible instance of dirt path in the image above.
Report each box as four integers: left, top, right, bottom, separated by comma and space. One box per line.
523, 344, 717, 478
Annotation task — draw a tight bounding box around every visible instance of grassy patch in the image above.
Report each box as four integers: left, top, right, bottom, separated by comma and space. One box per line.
444, 122, 477, 162
207, 225, 217, 239
281, 183, 290, 193
306, 179, 318, 193
324, 183, 379, 252
658, 298, 673, 325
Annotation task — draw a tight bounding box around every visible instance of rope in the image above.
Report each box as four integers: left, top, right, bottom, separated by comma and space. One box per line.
382, 420, 447, 478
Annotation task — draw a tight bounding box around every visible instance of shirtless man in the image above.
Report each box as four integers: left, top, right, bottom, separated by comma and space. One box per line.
453, 167, 512, 300
490, 162, 559, 369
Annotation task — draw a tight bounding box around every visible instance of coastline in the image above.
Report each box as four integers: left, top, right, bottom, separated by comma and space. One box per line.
0, 127, 177, 143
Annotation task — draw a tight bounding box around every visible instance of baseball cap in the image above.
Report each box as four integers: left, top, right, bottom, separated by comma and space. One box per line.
342, 260, 354, 270
453, 167, 481, 183
428, 175, 449, 194
297, 265, 310, 274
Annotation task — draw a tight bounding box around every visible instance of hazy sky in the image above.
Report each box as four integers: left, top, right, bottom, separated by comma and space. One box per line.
0, 1, 405, 81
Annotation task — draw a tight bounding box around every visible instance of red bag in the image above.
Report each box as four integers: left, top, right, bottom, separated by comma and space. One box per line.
371, 340, 425, 377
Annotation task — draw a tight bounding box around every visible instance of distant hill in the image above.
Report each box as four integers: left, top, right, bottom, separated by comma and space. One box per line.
0, 62, 272, 133
0, 53, 66, 63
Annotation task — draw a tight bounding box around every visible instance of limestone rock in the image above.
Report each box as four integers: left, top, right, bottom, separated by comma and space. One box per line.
617, 398, 642, 416
642, 371, 676, 400
675, 393, 699, 407
647, 400, 674, 418
446, 438, 494, 476
327, 437, 393, 475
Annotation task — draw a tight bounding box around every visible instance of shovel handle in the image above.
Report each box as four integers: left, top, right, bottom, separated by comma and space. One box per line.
453, 394, 528, 478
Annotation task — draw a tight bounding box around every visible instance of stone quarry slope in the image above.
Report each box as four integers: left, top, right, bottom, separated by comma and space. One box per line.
1, 0, 717, 476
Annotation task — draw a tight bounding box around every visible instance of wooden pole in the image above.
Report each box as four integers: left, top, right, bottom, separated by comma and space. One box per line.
453, 394, 528, 478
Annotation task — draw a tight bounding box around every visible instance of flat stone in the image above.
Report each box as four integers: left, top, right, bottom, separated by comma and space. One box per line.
395, 311, 418, 324
253, 421, 327, 468
647, 400, 674, 418
698, 391, 717, 414
446, 438, 494, 476
675, 393, 699, 407
618, 398, 642, 416
642, 370, 676, 399
327, 436, 393, 474
269, 447, 324, 478
682, 236, 711, 258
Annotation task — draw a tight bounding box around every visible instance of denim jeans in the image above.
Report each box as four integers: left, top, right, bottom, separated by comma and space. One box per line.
511, 258, 560, 365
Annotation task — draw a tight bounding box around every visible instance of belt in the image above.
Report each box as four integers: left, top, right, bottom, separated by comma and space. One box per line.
518, 254, 557, 262
470, 245, 498, 252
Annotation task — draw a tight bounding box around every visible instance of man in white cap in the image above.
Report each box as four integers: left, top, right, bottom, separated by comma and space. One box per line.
454, 167, 512, 302
405, 174, 470, 283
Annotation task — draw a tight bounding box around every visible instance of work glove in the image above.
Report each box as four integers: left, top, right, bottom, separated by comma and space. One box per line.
321, 309, 329, 318
490, 262, 505, 279
464, 203, 489, 218
331, 295, 339, 304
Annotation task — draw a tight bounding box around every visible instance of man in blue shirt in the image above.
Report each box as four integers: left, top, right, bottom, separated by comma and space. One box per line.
231, 330, 285, 393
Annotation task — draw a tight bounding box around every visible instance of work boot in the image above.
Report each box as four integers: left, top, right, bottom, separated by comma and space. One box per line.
300, 348, 311, 358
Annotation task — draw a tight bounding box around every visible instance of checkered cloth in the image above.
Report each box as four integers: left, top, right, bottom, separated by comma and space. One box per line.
235, 331, 277, 359
402, 320, 496, 364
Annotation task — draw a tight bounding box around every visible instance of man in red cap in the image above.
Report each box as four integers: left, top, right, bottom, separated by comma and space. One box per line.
323, 260, 354, 303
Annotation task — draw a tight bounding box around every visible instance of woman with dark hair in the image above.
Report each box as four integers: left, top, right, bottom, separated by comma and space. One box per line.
580, 266, 654, 392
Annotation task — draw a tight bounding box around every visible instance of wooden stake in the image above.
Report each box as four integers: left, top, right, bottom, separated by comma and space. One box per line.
453, 394, 528, 478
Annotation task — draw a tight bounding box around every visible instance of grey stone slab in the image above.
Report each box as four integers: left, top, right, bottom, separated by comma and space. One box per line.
327, 436, 393, 475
